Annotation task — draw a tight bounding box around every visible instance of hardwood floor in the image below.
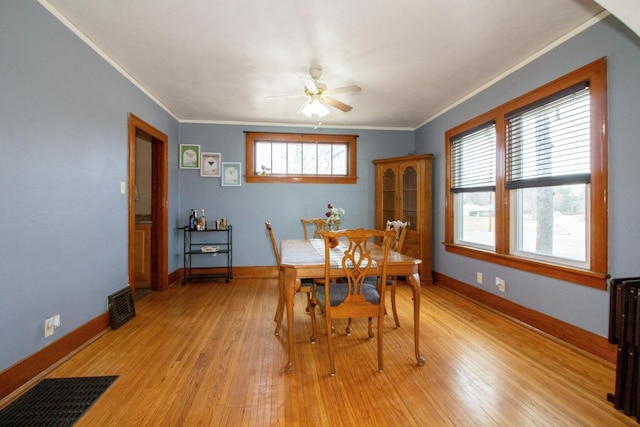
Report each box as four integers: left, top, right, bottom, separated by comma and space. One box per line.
10, 278, 635, 426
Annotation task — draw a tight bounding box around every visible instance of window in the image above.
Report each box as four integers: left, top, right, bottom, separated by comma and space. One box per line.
450, 122, 496, 249
507, 83, 590, 267
245, 132, 357, 184
445, 58, 608, 289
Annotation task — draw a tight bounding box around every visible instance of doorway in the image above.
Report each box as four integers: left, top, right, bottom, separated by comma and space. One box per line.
128, 113, 169, 294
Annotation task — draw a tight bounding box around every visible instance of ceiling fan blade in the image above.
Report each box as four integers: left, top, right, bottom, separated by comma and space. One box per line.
324, 85, 362, 95
265, 93, 304, 101
324, 96, 353, 112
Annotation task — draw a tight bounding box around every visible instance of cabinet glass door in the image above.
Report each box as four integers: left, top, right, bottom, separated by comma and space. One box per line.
402, 166, 418, 230
382, 167, 397, 225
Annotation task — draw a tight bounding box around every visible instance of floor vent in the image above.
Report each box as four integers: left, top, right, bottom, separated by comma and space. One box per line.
108, 286, 136, 329
0, 376, 118, 425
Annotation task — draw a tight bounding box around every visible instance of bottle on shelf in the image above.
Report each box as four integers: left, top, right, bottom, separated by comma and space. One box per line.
194, 209, 199, 230
189, 209, 196, 230
199, 209, 206, 230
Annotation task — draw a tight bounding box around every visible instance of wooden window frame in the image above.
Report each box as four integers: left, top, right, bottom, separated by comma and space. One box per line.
444, 58, 608, 290
245, 132, 357, 184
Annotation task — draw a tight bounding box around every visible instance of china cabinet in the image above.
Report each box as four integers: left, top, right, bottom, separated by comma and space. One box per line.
373, 154, 433, 283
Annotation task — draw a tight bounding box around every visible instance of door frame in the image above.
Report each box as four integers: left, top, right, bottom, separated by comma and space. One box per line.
128, 113, 169, 292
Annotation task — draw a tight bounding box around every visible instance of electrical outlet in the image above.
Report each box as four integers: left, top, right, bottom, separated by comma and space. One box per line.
45, 317, 55, 337
497, 278, 506, 292
44, 314, 61, 338
476, 272, 483, 284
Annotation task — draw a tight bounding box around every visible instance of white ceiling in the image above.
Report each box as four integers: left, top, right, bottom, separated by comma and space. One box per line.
40, 0, 632, 130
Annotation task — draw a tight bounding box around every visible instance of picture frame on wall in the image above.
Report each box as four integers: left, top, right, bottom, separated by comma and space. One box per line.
179, 144, 200, 169
221, 162, 242, 186
200, 152, 221, 177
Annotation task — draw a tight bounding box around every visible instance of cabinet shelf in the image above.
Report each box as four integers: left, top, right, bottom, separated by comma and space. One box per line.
181, 226, 233, 284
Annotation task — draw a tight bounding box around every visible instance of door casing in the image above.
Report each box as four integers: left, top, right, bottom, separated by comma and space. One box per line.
128, 113, 169, 293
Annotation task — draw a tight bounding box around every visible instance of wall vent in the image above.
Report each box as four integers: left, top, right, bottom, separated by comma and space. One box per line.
108, 287, 136, 329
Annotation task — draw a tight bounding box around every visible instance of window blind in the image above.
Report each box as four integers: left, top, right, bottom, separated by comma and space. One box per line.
506, 83, 590, 189
450, 122, 496, 193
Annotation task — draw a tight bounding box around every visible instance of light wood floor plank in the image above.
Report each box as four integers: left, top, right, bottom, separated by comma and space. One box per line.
13, 277, 636, 426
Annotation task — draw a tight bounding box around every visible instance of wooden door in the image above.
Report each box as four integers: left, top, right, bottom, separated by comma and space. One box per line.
128, 114, 169, 293
134, 223, 151, 283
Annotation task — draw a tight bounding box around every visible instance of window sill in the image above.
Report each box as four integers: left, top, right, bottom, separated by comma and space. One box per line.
245, 175, 357, 184
443, 242, 608, 290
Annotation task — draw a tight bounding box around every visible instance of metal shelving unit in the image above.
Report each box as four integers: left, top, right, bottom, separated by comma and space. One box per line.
181, 225, 232, 284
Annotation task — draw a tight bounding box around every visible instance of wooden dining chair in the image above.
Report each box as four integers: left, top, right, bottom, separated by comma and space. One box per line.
385, 220, 409, 328
300, 218, 327, 240
265, 221, 312, 336
309, 228, 395, 375
301, 218, 329, 288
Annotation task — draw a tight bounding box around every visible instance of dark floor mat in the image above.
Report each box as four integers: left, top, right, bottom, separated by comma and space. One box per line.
0, 376, 118, 426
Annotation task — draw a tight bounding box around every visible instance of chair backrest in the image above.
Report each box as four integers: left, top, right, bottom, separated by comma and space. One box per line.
385, 220, 409, 253
265, 221, 281, 268
319, 228, 395, 319
300, 218, 327, 240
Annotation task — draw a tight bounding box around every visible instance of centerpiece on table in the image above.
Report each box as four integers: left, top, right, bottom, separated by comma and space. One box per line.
325, 203, 345, 248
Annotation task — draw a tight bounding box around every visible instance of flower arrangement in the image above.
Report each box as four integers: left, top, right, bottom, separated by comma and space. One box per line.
325, 203, 345, 230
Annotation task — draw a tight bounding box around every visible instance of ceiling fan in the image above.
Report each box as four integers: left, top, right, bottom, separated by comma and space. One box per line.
266, 68, 361, 118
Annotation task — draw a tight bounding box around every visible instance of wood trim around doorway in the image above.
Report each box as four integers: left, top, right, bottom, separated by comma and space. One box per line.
128, 113, 169, 293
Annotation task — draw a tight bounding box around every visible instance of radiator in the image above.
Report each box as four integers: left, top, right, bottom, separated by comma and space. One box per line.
608, 277, 640, 420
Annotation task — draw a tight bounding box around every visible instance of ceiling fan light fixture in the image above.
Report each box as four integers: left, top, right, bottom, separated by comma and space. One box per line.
301, 98, 329, 118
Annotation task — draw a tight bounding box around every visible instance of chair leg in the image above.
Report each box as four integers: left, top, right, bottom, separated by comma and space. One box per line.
377, 315, 384, 372
309, 298, 317, 344
345, 318, 352, 335
274, 280, 285, 336
368, 317, 374, 339
327, 318, 336, 376
275, 280, 284, 322
390, 280, 400, 328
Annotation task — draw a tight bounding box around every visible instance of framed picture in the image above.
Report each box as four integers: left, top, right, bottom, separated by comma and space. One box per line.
221, 162, 242, 186
200, 152, 221, 177
179, 144, 200, 169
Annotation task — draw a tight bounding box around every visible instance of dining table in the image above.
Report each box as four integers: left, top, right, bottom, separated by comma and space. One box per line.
280, 238, 426, 373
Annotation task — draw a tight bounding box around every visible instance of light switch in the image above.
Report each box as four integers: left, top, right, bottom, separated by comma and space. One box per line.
120, 181, 126, 194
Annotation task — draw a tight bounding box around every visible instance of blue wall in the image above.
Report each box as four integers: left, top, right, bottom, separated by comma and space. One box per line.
177, 124, 414, 268
0, 1, 180, 371
415, 15, 640, 337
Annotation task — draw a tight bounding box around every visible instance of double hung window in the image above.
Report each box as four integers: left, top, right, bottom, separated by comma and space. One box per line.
445, 58, 608, 289
507, 83, 591, 267
450, 122, 496, 249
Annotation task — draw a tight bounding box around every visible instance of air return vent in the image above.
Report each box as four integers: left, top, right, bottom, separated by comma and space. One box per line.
108, 286, 136, 329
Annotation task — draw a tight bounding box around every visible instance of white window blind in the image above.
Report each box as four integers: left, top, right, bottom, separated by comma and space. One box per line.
451, 122, 496, 193
506, 82, 590, 189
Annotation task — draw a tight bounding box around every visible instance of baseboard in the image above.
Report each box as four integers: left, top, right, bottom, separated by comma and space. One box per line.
433, 271, 617, 364
168, 269, 182, 286
0, 311, 110, 403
